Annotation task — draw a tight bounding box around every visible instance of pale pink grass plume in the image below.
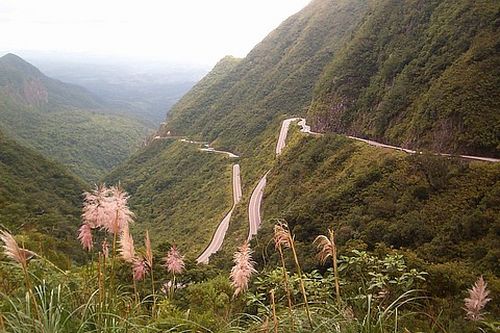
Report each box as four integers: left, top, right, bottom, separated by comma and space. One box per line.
163, 245, 185, 275
133, 258, 148, 281
273, 223, 292, 249
106, 185, 134, 235
101, 239, 109, 258
119, 226, 136, 263
314, 232, 335, 264
230, 242, 257, 296
144, 230, 153, 269
77, 224, 93, 251
82, 184, 112, 229
0, 230, 33, 267
464, 276, 491, 321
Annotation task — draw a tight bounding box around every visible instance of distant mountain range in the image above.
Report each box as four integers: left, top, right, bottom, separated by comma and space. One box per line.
0, 53, 153, 182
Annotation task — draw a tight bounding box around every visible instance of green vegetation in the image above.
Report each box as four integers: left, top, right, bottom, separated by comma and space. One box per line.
161, 0, 370, 155
0, 130, 86, 266
309, 0, 500, 157
0, 53, 152, 182
107, 0, 500, 328
106, 139, 234, 256
1, 0, 499, 330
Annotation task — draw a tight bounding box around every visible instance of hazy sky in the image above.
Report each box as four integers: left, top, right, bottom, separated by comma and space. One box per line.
0, 0, 311, 65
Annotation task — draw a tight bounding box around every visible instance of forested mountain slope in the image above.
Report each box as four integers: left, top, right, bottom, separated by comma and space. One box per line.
0, 53, 152, 182
308, 0, 500, 157
117, 0, 500, 260
160, 0, 370, 154
0, 130, 85, 266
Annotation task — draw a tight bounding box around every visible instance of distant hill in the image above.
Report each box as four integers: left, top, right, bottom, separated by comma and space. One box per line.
0, 130, 85, 266
0, 53, 152, 182
24, 54, 207, 125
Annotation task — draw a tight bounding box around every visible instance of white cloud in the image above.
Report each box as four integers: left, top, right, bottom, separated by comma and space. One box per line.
0, 0, 310, 65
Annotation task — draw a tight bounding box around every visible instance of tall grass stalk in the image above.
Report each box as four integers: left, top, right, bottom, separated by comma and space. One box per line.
314, 229, 341, 304
269, 289, 278, 333
277, 245, 294, 330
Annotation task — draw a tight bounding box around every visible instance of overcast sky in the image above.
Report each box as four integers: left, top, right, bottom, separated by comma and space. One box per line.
0, 0, 311, 66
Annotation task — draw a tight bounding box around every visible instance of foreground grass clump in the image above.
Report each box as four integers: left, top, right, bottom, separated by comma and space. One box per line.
1, 207, 497, 332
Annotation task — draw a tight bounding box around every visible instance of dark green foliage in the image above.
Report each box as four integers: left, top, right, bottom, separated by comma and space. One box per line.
0, 130, 86, 265
309, 0, 500, 157
0, 53, 152, 182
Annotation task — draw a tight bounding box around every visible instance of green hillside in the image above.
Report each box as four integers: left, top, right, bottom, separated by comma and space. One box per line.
308, 0, 500, 157
0, 130, 85, 266
117, 0, 500, 266
106, 139, 234, 256
160, 0, 370, 154
0, 53, 152, 182
80, 0, 500, 329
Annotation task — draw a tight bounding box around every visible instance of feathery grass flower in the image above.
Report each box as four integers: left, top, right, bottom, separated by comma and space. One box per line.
464, 276, 491, 321
133, 258, 148, 281
101, 239, 109, 258
274, 223, 292, 249
144, 230, 153, 269
119, 226, 136, 263
163, 245, 185, 275
230, 242, 257, 296
82, 184, 112, 228
314, 229, 341, 303
0, 231, 33, 268
77, 224, 93, 251
106, 185, 134, 235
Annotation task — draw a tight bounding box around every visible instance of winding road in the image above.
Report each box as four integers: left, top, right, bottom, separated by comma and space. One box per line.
196, 162, 242, 264
247, 117, 499, 241
248, 118, 316, 240
167, 117, 498, 260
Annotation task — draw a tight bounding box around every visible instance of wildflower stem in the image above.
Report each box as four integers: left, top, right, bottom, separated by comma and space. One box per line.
278, 245, 294, 329
270, 289, 278, 333
289, 237, 313, 329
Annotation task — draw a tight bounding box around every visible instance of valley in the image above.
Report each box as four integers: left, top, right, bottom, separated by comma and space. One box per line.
0, 0, 499, 331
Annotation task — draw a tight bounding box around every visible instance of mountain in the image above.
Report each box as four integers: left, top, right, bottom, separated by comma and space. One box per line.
108, 0, 499, 321
115, 0, 500, 256
308, 0, 500, 157
0, 53, 152, 182
0, 130, 85, 266
160, 0, 371, 154
23, 53, 207, 125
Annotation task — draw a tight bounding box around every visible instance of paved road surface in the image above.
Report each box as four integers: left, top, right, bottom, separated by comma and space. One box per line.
247, 171, 269, 241
232, 164, 242, 205
200, 147, 239, 158
198, 115, 498, 258
276, 118, 301, 155
196, 162, 242, 264
347, 136, 500, 163
248, 118, 308, 240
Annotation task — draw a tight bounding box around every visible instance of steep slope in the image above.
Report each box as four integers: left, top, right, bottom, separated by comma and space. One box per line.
112, 0, 371, 257
161, 0, 371, 154
308, 0, 500, 157
0, 53, 152, 182
106, 139, 233, 256
0, 130, 85, 266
